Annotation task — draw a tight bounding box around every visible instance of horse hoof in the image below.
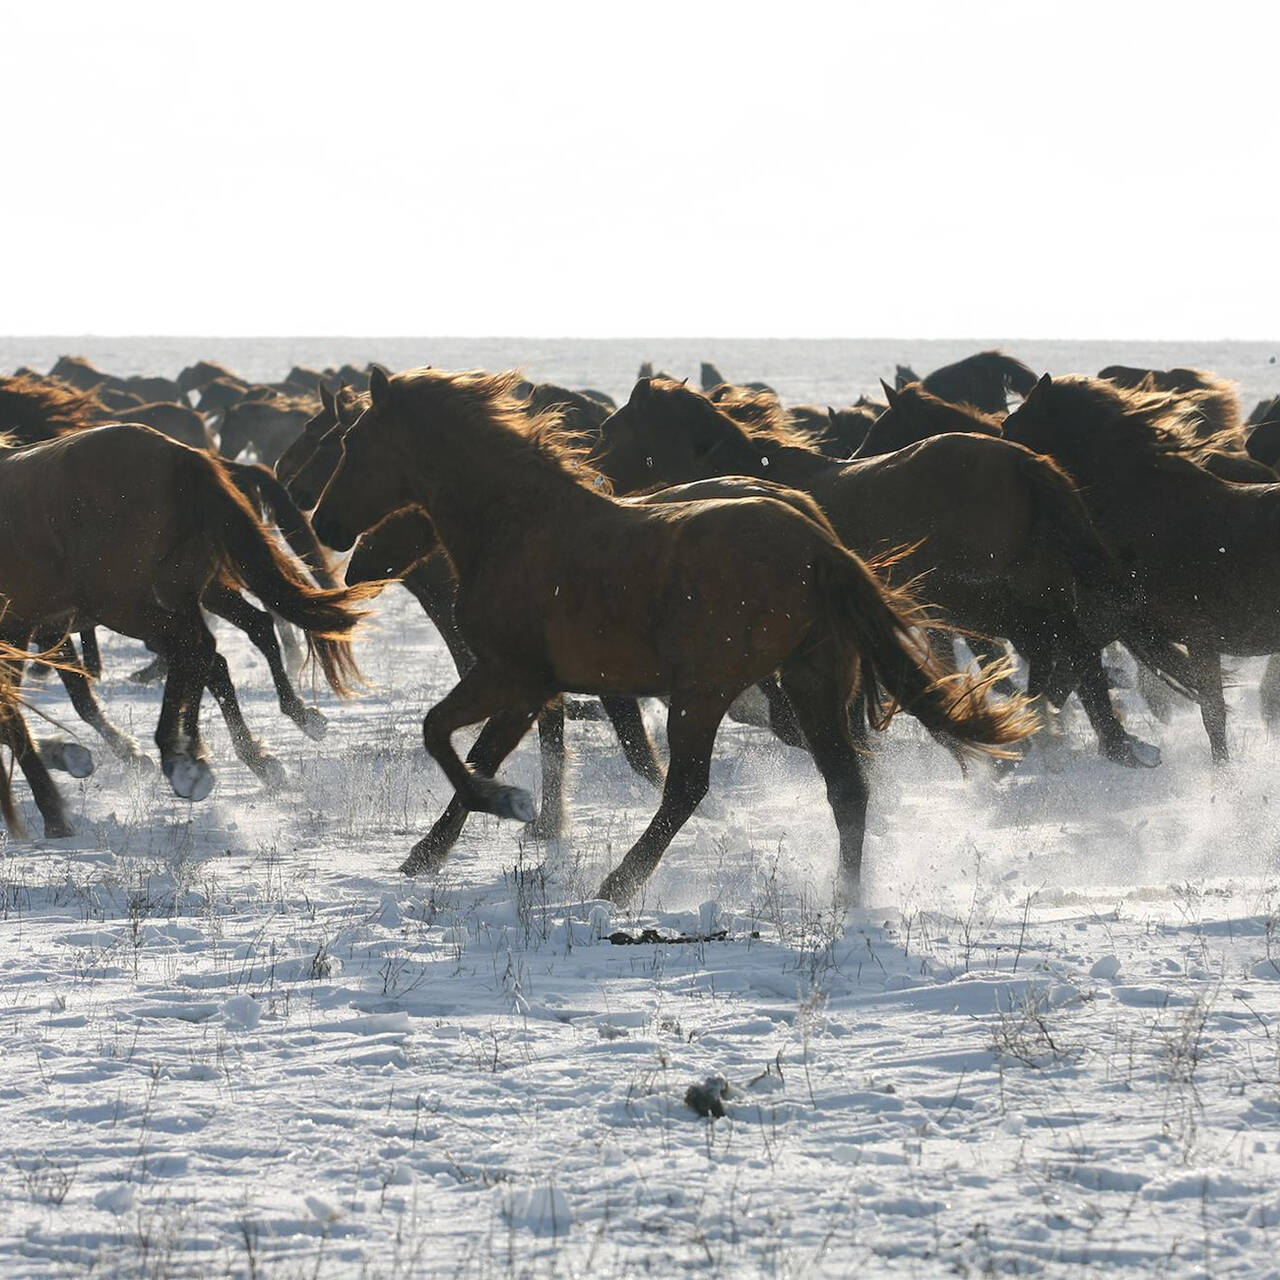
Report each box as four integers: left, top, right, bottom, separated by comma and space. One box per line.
254, 755, 289, 790
472, 777, 536, 823
1105, 735, 1161, 769
399, 837, 449, 877
496, 786, 536, 823
61, 744, 95, 779
166, 756, 214, 802
128, 660, 167, 686
43, 819, 75, 840
597, 870, 637, 906
300, 707, 329, 742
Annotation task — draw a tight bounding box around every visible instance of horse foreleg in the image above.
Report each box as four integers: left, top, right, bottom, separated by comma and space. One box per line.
205, 650, 287, 790
1187, 647, 1229, 764
1260, 654, 1280, 734
528, 698, 567, 840
600, 696, 665, 787
420, 668, 544, 819
402, 705, 545, 875
597, 694, 727, 906
203, 583, 327, 741
78, 629, 102, 680
403, 555, 474, 676
1075, 647, 1161, 768
759, 676, 808, 750
129, 650, 168, 685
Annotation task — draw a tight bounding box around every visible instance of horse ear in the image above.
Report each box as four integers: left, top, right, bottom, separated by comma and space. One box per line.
828, 406, 838, 424
318, 382, 335, 415
369, 366, 392, 407
1027, 372, 1052, 404
632, 377, 652, 403
880, 378, 899, 407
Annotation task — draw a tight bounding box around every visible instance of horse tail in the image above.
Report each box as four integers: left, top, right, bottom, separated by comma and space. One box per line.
811, 541, 1037, 762
188, 453, 373, 697
221, 459, 339, 588
1015, 447, 1201, 698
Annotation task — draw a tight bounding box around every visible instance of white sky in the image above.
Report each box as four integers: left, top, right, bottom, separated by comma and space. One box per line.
2, 1, 1275, 338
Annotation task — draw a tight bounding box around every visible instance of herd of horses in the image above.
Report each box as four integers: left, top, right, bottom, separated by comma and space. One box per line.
3, 348, 1280, 905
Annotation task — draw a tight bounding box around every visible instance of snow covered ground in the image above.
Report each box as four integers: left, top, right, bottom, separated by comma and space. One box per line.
4, 585, 1280, 1278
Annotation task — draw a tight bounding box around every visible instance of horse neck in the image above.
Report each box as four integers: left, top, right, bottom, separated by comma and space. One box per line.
756, 444, 837, 486
402, 416, 600, 576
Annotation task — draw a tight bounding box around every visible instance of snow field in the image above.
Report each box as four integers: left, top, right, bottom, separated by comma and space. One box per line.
2, 587, 1280, 1277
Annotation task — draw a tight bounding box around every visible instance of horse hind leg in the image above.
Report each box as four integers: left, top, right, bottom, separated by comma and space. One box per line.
0, 700, 73, 840
150, 610, 217, 802
203, 583, 327, 741
273, 614, 306, 682
597, 694, 727, 906
205, 650, 288, 790
779, 654, 870, 909
600, 696, 665, 787
47, 636, 152, 770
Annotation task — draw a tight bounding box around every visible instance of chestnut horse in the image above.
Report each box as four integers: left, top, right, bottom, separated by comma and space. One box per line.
312, 367, 1034, 906
0, 376, 345, 752
595, 378, 1200, 768
0, 423, 369, 835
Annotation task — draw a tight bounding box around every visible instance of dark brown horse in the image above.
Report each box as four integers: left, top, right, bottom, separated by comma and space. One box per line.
0, 423, 369, 836
217, 394, 318, 465
595, 378, 1198, 768
898, 351, 1038, 417
311, 367, 1034, 905
853, 380, 1003, 458
1004, 373, 1280, 761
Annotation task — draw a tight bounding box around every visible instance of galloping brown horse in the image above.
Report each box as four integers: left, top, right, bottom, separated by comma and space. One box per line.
311, 367, 1033, 906
595, 378, 1198, 767
0, 423, 369, 835
0, 375, 346, 750
1005, 373, 1280, 762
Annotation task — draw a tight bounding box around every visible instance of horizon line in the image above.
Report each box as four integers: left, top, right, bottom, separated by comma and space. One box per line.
4, 333, 1279, 346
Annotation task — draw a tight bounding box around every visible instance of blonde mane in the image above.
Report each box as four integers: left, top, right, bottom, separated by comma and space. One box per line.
1025, 376, 1232, 467
703, 383, 825, 451
393, 368, 612, 492
0, 374, 101, 441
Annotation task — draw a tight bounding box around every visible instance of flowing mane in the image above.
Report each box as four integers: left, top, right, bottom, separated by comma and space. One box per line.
0, 375, 101, 442
1101, 365, 1243, 443
395, 368, 612, 492
890, 383, 1004, 434
1019, 376, 1228, 469
705, 383, 825, 450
